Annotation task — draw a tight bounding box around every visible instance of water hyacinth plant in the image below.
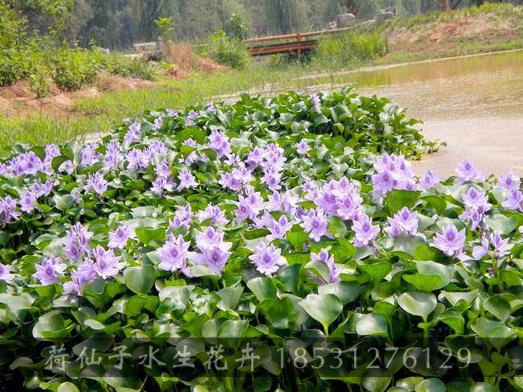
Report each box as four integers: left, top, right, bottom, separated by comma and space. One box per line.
0, 90, 521, 391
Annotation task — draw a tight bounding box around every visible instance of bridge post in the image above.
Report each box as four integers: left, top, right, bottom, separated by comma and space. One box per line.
296, 32, 302, 61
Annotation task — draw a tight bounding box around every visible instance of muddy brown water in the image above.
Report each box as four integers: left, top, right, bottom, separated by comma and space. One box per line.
345, 50, 523, 177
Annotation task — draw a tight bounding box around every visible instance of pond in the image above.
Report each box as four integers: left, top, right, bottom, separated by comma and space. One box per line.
305, 50, 523, 176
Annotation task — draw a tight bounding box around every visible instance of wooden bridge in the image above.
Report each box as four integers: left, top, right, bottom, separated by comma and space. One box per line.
245, 26, 355, 60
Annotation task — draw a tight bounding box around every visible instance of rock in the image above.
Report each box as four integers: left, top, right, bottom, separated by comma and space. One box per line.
335, 13, 356, 28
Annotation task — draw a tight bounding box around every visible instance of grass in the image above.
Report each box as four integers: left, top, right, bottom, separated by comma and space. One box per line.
1, 2, 523, 147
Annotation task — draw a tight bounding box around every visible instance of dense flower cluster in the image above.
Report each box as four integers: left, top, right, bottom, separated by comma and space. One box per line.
0, 91, 520, 391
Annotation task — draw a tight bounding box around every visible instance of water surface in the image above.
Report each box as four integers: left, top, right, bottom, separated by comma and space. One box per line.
317, 51, 523, 176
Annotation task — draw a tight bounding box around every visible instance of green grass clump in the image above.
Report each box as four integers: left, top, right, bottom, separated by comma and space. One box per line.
207, 30, 250, 70
312, 30, 389, 70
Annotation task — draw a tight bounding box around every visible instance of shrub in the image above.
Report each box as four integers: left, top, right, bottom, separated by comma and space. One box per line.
208, 30, 249, 69
28, 68, 52, 98
313, 30, 388, 69
52, 48, 101, 91
0, 49, 33, 86
102, 55, 155, 80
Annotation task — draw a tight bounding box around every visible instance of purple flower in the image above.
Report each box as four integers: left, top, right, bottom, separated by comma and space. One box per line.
489, 232, 512, 258
9, 151, 44, 176
153, 117, 164, 130
462, 187, 491, 212
0, 263, 15, 282
208, 130, 231, 158
33, 256, 67, 285
353, 215, 380, 247
169, 205, 193, 230
155, 160, 171, 178
197, 205, 229, 226
92, 247, 125, 279
127, 149, 149, 170
185, 111, 198, 126
262, 167, 282, 191
19, 192, 37, 213
372, 154, 415, 199
246, 147, 264, 169
235, 190, 263, 222
31, 179, 54, 198
472, 233, 512, 259
311, 94, 321, 111
315, 183, 339, 216
456, 159, 484, 183
267, 215, 293, 242
178, 168, 198, 190
58, 160, 74, 175
43, 144, 60, 173
249, 243, 286, 276
108, 224, 135, 249
85, 172, 108, 196
194, 246, 231, 275
81, 144, 100, 167
310, 248, 340, 284
104, 140, 121, 170
497, 172, 520, 192
301, 209, 328, 242
372, 169, 395, 197
148, 140, 168, 157
502, 190, 523, 211
459, 207, 484, 230
385, 207, 418, 237
419, 170, 439, 189
263, 144, 286, 170
0, 196, 19, 225
125, 122, 141, 143
64, 260, 97, 295
65, 223, 92, 261
183, 138, 197, 147
432, 224, 466, 258
472, 236, 489, 260
297, 140, 310, 155
158, 234, 191, 274
195, 227, 225, 249
165, 109, 178, 117
206, 103, 217, 114
151, 176, 174, 194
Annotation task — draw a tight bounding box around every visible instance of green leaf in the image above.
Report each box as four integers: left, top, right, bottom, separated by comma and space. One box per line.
416, 260, 451, 287
299, 294, 343, 330
328, 217, 347, 237
483, 296, 511, 322
258, 297, 303, 330
318, 281, 360, 304
360, 262, 392, 282
218, 320, 249, 338
124, 266, 155, 294
217, 286, 243, 311
247, 277, 277, 302
414, 378, 446, 392
135, 227, 165, 245
385, 190, 420, 213
403, 274, 443, 292
397, 292, 437, 320
355, 313, 388, 336
58, 382, 80, 392
486, 214, 519, 235
286, 229, 309, 251
470, 318, 517, 351
33, 311, 75, 341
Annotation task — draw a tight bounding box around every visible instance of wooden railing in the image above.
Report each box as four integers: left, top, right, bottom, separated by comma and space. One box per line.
245, 26, 355, 59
